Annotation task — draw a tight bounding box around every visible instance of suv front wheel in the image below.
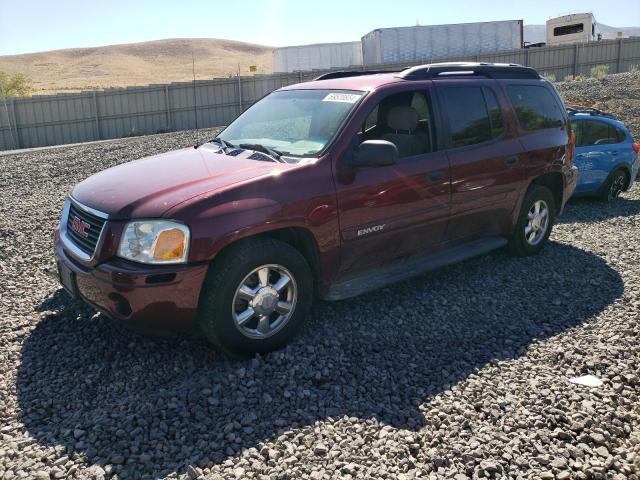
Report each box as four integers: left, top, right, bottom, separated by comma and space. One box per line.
508, 184, 556, 256
197, 238, 313, 357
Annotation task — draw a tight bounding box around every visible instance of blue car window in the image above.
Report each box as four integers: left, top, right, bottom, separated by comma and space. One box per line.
573, 120, 621, 147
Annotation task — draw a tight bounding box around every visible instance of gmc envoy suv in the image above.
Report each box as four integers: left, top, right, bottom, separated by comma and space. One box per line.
55, 63, 577, 356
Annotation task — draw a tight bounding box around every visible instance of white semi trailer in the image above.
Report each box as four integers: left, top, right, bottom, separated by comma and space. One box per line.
272, 41, 363, 73
361, 20, 524, 66
546, 13, 597, 46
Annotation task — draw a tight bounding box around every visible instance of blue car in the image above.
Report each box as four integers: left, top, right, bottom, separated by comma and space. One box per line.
569, 107, 639, 201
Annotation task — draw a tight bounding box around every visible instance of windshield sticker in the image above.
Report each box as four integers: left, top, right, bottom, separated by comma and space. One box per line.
322, 93, 362, 103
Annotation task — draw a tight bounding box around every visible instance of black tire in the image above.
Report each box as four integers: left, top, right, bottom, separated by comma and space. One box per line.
507, 184, 556, 257
197, 238, 313, 357
598, 169, 627, 202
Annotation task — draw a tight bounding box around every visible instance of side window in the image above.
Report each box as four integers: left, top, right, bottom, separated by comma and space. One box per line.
444, 86, 503, 148
483, 87, 505, 138
611, 125, 626, 143
362, 105, 378, 133
360, 90, 437, 158
507, 85, 563, 131
576, 120, 625, 147
571, 120, 584, 146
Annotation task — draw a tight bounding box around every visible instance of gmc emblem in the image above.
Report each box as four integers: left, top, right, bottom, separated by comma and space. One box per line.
70, 215, 91, 238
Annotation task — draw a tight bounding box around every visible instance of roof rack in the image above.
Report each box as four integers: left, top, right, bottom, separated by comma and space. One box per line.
314, 70, 398, 81
566, 106, 617, 119
396, 62, 540, 80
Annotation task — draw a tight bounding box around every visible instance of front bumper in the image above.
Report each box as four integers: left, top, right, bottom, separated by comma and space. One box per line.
54, 231, 208, 332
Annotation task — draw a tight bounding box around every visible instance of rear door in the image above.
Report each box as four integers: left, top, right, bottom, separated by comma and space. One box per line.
437, 81, 526, 242
334, 86, 451, 275
572, 118, 631, 192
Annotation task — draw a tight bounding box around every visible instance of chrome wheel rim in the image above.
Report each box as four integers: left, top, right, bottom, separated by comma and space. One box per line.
609, 174, 625, 200
232, 264, 297, 339
525, 199, 550, 246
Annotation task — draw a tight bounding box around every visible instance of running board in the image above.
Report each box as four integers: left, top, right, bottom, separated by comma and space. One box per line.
325, 236, 508, 301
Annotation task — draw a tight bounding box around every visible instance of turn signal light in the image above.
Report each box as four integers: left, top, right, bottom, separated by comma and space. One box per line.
632, 143, 640, 154
153, 229, 187, 260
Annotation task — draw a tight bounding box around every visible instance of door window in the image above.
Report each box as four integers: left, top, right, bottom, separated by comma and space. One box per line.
443, 86, 504, 148
360, 90, 437, 158
507, 85, 563, 131
572, 120, 626, 146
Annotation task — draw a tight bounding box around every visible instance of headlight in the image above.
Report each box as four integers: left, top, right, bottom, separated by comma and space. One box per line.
117, 220, 190, 264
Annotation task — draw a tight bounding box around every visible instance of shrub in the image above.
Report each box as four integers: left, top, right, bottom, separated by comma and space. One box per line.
629, 64, 639, 73
590, 65, 609, 80
0, 72, 34, 99
542, 73, 556, 82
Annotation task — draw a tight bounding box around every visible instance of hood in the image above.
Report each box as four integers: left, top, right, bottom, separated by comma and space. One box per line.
72, 144, 294, 219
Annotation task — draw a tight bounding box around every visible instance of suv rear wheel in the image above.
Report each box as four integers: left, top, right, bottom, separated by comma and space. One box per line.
508, 184, 556, 256
599, 169, 627, 202
197, 238, 313, 357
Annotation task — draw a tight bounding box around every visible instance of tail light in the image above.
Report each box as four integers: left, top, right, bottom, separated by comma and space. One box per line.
567, 128, 576, 165
633, 143, 640, 154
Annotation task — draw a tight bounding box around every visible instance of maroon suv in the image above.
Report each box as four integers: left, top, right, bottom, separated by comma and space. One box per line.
55, 63, 577, 356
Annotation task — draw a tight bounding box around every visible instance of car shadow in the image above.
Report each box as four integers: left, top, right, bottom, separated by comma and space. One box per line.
558, 196, 640, 224
17, 242, 623, 479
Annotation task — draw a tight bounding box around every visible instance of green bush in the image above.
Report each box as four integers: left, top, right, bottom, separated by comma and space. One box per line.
0, 72, 34, 99
590, 65, 609, 80
542, 73, 556, 82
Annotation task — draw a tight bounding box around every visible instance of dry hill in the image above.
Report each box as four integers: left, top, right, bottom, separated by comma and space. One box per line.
0, 38, 274, 95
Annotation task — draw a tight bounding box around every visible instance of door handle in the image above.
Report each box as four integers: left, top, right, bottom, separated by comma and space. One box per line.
505, 155, 519, 166
427, 170, 445, 182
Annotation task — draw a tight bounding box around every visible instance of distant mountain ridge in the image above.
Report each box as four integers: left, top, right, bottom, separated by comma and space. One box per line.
0, 38, 274, 95
524, 23, 640, 44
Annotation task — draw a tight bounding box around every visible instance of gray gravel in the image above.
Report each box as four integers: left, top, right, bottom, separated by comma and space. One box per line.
1, 75, 640, 480
557, 70, 640, 141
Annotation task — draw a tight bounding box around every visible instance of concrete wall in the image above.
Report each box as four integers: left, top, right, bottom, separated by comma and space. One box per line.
1, 37, 639, 151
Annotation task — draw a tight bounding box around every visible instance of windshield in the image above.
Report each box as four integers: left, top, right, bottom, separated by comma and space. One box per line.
217, 89, 365, 157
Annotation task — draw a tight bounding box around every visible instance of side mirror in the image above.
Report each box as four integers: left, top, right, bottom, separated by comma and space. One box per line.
351, 140, 399, 168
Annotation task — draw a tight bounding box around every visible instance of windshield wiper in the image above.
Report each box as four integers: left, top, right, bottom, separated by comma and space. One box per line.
239, 143, 284, 162
208, 137, 236, 151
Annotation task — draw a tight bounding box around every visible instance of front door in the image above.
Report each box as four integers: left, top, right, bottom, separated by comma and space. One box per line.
334, 87, 451, 276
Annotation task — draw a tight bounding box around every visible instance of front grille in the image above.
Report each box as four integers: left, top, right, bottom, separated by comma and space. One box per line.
65, 202, 107, 256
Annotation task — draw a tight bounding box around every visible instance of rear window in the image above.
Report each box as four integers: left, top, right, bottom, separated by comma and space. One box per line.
444, 86, 505, 148
507, 85, 564, 131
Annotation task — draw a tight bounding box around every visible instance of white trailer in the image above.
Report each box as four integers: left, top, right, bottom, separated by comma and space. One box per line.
361, 20, 523, 66
272, 41, 363, 73
546, 13, 597, 46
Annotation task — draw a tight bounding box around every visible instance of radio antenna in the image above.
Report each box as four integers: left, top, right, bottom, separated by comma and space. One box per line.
192, 52, 199, 148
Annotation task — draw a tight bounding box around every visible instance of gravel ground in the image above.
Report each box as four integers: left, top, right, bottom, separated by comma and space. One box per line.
1, 75, 639, 480
557, 70, 640, 141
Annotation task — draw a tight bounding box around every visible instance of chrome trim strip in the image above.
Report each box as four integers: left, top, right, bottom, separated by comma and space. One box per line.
60, 197, 109, 265
68, 196, 110, 220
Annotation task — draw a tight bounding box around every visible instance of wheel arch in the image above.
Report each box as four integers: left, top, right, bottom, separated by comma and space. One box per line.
208, 226, 323, 294
531, 172, 564, 213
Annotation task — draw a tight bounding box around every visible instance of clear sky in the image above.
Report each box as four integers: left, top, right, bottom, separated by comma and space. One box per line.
2, 0, 640, 56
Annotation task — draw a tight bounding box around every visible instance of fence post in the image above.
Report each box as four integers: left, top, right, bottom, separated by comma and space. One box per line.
573, 43, 579, 76
92, 92, 101, 140
164, 85, 171, 130
525, 48, 530, 66
617, 38, 624, 73
11, 99, 20, 149
237, 74, 243, 114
